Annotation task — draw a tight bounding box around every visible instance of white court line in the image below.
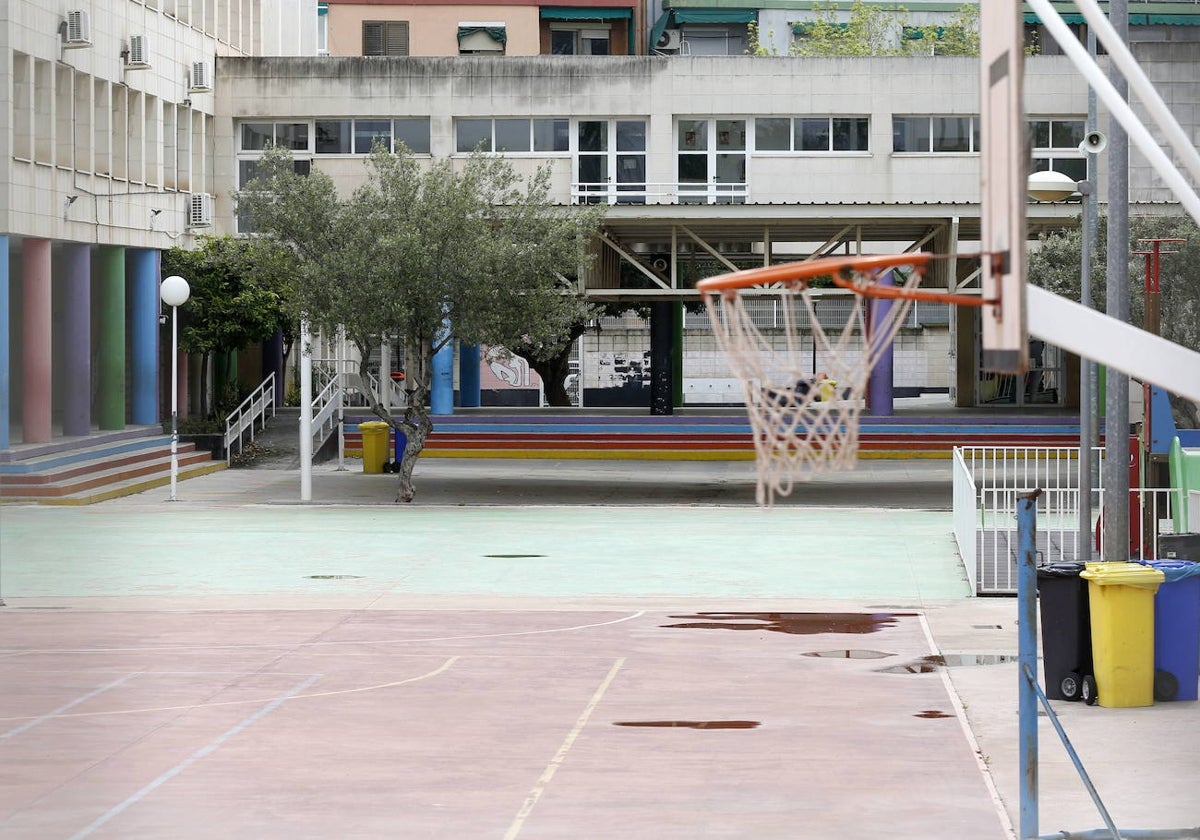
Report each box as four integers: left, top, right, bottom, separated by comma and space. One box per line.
67, 674, 320, 840
0, 657, 458, 723
503, 658, 626, 840
917, 613, 1017, 840
10, 610, 647, 655
0, 673, 140, 740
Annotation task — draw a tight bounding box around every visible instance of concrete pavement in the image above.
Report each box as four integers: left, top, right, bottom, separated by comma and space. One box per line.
1, 458, 1197, 839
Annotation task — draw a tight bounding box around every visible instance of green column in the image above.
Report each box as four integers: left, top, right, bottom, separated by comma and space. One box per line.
95, 246, 126, 430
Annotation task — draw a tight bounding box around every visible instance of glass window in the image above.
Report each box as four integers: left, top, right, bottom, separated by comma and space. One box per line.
578, 121, 608, 152
932, 117, 972, 152
315, 120, 352, 154
755, 118, 791, 151
1029, 120, 1051, 148
393, 118, 429, 154
495, 119, 531, 152
832, 117, 868, 151
677, 154, 707, 184
615, 121, 646, 152
577, 155, 607, 183
533, 118, 569, 152
678, 120, 706, 152
1051, 120, 1085, 148
354, 119, 391, 154
893, 117, 928, 152
241, 123, 273, 151
798, 118, 830, 151
457, 119, 492, 152
716, 120, 745, 151
551, 30, 576, 55
239, 159, 262, 186
276, 123, 308, 151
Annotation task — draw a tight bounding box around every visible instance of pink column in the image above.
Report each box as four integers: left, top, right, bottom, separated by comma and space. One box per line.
22, 239, 52, 443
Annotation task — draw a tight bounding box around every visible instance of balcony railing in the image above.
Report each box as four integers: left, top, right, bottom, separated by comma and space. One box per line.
571, 181, 749, 205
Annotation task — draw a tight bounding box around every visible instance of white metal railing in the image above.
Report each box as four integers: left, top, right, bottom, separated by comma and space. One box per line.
367, 371, 407, 408
955, 445, 1185, 594
223, 372, 276, 464
310, 366, 342, 454
571, 181, 749, 205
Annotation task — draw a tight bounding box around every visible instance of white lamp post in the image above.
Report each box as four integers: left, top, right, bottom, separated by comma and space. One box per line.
160, 275, 191, 502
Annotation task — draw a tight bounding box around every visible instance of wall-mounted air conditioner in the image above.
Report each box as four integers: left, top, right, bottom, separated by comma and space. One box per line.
656, 29, 682, 51
189, 61, 212, 92
188, 193, 214, 228
64, 10, 92, 47
126, 35, 150, 69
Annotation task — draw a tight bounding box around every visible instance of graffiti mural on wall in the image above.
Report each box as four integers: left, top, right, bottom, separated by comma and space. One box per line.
481, 346, 543, 406
596, 351, 651, 389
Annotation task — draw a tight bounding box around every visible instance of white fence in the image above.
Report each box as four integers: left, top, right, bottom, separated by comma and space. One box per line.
954, 445, 1184, 595
223, 373, 276, 464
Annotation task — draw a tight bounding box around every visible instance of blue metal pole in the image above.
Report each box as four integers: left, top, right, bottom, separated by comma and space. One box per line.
1018, 489, 1042, 839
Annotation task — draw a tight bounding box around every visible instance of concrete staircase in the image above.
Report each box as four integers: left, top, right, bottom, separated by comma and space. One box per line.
0, 428, 226, 505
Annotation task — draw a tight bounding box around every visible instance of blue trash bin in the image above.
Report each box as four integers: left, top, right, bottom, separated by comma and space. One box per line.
1141, 560, 1200, 701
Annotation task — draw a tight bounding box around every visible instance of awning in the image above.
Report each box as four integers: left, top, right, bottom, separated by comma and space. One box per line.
1023, 13, 1087, 24
670, 8, 756, 24
540, 7, 632, 21
457, 25, 507, 45
649, 11, 673, 50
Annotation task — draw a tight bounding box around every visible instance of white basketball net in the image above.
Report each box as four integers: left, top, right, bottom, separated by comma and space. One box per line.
704, 268, 924, 505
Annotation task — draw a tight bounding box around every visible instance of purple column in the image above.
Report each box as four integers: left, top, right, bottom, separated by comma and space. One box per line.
22, 239, 53, 443
263, 330, 285, 404
61, 244, 93, 437
0, 236, 10, 450
128, 249, 160, 425
867, 270, 896, 417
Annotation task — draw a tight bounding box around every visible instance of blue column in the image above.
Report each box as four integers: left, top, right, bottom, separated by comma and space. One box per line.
867, 270, 896, 416
458, 342, 481, 408
61, 244, 93, 437
431, 338, 454, 416
128, 249, 160, 425
0, 236, 9, 450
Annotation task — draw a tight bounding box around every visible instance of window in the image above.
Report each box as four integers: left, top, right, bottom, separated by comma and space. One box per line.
354, 119, 391, 153
550, 26, 611, 55
455, 118, 569, 153
1029, 118, 1086, 182
753, 117, 868, 152
893, 116, 980, 153
458, 23, 506, 54
312, 118, 430, 155
241, 122, 308, 152
394, 119, 430, 154
576, 119, 647, 204
363, 21, 409, 56
676, 119, 746, 204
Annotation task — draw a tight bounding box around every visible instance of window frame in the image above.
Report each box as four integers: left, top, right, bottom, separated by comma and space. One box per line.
892, 115, 982, 154
752, 116, 870, 154
454, 118, 571, 155
362, 20, 410, 56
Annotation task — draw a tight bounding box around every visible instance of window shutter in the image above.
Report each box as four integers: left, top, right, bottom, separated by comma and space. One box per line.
363, 22, 384, 55
385, 22, 410, 55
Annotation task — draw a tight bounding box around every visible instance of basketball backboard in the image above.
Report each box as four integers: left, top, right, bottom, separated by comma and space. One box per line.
979, 2, 1028, 374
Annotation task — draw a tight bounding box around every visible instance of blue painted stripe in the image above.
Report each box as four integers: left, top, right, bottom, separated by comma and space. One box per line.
0, 437, 170, 474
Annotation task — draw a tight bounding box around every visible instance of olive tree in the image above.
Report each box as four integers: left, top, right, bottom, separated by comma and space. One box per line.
238, 145, 604, 501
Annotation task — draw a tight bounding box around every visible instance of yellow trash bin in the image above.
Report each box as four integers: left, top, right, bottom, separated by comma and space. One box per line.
1080, 562, 1165, 708
358, 421, 390, 474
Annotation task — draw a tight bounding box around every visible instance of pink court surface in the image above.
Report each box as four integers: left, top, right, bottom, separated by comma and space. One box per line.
1, 460, 1197, 839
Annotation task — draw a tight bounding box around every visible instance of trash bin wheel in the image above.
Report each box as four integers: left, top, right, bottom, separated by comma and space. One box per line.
1153, 669, 1179, 702
1060, 672, 1082, 702
1081, 675, 1098, 706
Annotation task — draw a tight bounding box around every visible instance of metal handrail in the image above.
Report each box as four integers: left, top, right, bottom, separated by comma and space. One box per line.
223, 372, 276, 464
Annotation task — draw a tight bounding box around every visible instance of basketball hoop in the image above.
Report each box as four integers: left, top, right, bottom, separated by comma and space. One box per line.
697, 253, 995, 505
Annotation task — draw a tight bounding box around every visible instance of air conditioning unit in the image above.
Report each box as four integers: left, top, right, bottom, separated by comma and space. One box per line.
188, 193, 214, 228
652, 257, 670, 273
126, 35, 150, 69
656, 28, 682, 51
189, 61, 212, 92
64, 10, 92, 47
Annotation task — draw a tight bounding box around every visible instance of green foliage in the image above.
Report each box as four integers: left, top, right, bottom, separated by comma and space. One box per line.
745, 21, 777, 56
788, 2, 978, 57
1027, 214, 1200, 356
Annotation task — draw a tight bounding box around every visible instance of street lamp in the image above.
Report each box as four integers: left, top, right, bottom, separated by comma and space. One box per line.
160, 275, 191, 502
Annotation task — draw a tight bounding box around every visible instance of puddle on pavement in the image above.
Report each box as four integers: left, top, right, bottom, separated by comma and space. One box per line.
614, 721, 760, 730
802, 650, 896, 659
914, 710, 954, 719
482, 554, 546, 558
662, 612, 910, 635
305, 575, 364, 580
877, 653, 1018, 674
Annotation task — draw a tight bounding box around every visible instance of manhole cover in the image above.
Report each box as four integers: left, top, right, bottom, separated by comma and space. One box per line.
305, 575, 364, 580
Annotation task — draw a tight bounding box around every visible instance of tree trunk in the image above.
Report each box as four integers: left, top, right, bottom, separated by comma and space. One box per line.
395, 334, 435, 502
528, 347, 574, 407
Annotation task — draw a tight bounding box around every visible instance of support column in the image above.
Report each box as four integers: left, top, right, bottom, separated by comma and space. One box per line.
95, 246, 127, 430
22, 239, 53, 443
0, 236, 10, 450
672, 302, 685, 409
649, 301, 674, 416
867, 271, 896, 416
61, 244, 93, 437
263, 330, 285, 404
458, 342, 481, 408
431, 337, 454, 416
128, 249, 159, 425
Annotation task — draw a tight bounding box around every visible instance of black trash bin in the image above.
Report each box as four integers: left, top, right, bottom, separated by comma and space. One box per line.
1037, 562, 1094, 701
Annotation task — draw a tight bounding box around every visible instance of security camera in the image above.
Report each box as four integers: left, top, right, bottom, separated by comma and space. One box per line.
1078, 130, 1107, 155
